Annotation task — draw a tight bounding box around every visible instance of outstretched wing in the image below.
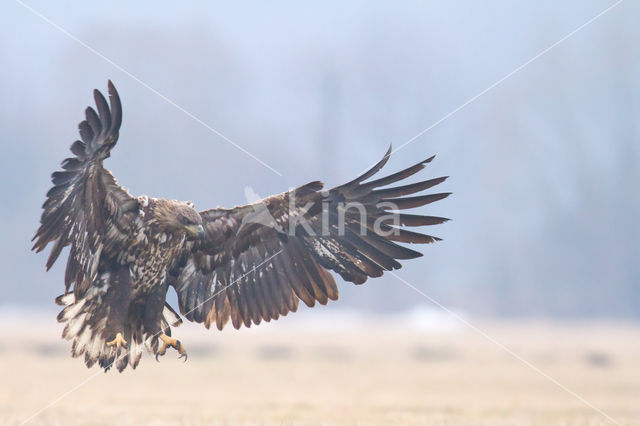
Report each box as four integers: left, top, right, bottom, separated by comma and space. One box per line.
168, 147, 450, 330
32, 81, 139, 297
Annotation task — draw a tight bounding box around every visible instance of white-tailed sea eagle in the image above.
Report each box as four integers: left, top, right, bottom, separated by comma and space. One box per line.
33, 82, 450, 372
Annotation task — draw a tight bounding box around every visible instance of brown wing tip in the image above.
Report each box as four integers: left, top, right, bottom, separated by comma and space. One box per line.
85, 106, 98, 122
384, 143, 392, 158
107, 80, 122, 131
107, 80, 119, 99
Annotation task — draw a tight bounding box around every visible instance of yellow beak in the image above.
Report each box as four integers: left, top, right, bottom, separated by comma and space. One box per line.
185, 224, 206, 242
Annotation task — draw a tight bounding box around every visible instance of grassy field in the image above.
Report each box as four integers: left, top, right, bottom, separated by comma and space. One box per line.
0, 313, 638, 425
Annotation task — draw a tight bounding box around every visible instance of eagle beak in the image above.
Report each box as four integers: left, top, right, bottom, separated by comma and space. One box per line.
186, 224, 206, 243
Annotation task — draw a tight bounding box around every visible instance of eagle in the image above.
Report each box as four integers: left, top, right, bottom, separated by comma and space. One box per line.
33, 81, 450, 372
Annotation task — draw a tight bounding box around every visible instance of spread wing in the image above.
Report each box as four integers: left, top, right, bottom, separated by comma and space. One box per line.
32, 81, 139, 297
168, 147, 450, 330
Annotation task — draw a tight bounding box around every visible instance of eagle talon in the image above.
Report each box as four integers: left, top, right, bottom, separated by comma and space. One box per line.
156, 333, 187, 361
106, 332, 127, 350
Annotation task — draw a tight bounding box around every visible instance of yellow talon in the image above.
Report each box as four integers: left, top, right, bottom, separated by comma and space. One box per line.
106, 332, 128, 349
156, 333, 188, 361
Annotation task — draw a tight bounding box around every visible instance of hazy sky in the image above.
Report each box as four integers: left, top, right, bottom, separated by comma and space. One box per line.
1, 1, 638, 317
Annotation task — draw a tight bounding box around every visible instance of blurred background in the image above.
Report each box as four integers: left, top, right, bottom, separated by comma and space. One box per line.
1, 0, 638, 318
1, 1, 640, 424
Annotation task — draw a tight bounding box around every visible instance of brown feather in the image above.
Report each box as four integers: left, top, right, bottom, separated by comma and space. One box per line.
372, 176, 449, 198
382, 192, 451, 210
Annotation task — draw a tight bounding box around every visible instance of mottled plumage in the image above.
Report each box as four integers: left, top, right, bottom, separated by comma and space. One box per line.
33, 81, 451, 372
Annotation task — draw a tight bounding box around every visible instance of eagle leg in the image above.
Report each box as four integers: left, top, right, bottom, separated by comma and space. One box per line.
156, 333, 188, 362
106, 332, 128, 350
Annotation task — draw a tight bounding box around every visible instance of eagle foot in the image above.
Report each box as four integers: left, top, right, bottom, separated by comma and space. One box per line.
156, 333, 188, 362
106, 332, 128, 350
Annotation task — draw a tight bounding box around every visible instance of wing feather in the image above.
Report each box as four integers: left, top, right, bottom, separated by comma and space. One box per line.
169, 147, 450, 330
33, 81, 138, 298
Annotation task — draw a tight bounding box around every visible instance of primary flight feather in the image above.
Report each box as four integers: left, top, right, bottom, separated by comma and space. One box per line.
33, 81, 451, 372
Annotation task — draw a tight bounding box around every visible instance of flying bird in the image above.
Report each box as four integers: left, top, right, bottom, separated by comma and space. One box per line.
33, 81, 451, 372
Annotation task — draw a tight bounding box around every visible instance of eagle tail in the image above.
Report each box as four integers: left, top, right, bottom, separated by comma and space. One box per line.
55, 267, 134, 372
57, 289, 182, 372
56, 264, 183, 372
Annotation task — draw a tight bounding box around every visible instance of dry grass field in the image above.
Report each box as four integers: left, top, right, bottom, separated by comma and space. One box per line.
0, 311, 638, 425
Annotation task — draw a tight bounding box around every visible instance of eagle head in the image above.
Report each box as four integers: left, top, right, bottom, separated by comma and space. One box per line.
153, 200, 205, 242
